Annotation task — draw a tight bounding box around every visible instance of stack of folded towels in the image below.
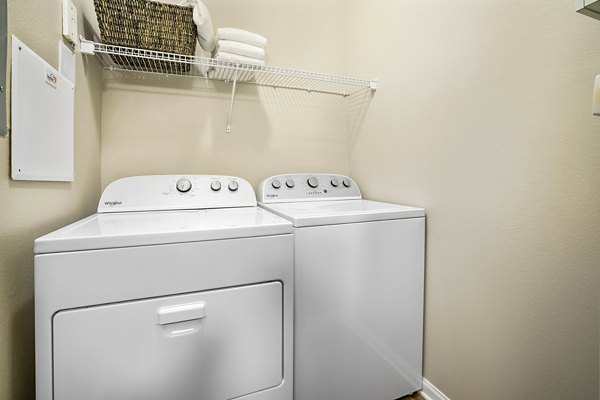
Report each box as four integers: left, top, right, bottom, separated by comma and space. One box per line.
214, 28, 267, 66
211, 28, 267, 81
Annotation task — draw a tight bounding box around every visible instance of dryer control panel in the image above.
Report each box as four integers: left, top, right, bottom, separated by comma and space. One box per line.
98, 175, 256, 213
258, 174, 362, 203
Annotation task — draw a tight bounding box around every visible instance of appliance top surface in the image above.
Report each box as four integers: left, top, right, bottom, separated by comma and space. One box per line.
260, 199, 424, 227
35, 175, 292, 254
258, 174, 424, 227
35, 207, 292, 254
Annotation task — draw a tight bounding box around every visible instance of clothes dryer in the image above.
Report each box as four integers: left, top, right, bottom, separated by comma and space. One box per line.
35, 175, 293, 400
258, 173, 424, 400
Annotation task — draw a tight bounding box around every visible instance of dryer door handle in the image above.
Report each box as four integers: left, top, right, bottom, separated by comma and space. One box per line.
157, 302, 206, 325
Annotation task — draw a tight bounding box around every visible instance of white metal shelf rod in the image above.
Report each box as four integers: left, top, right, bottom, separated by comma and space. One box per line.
226, 69, 239, 134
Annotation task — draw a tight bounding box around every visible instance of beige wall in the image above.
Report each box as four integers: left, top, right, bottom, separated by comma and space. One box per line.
100, 0, 351, 188
2, 1, 599, 399
0, 1, 102, 399
347, 1, 600, 399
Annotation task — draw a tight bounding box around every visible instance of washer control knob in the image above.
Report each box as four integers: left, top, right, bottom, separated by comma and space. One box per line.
271, 179, 282, 189
176, 178, 192, 193
286, 179, 295, 188
228, 181, 239, 191
210, 181, 222, 191
342, 179, 351, 188
330, 178, 339, 187
307, 177, 319, 188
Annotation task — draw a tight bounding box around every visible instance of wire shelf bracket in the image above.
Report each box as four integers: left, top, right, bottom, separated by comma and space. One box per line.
226, 69, 239, 134
80, 38, 378, 133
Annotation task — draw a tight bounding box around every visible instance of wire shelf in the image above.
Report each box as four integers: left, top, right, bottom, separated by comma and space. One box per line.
80, 38, 378, 97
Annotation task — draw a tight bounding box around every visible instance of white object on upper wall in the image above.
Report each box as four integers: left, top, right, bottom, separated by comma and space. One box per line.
59, 41, 76, 85
192, 0, 216, 52
71, 0, 100, 39
576, 0, 600, 20
62, 0, 78, 46
593, 75, 600, 116
216, 28, 267, 49
11, 36, 75, 182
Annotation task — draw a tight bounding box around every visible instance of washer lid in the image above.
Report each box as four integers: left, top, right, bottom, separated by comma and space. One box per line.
260, 199, 425, 227
34, 207, 292, 254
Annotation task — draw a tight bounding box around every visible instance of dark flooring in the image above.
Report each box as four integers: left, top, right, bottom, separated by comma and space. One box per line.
398, 393, 425, 400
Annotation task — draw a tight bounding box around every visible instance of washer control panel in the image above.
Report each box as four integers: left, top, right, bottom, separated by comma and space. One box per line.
98, 175, 256, 213
258, 174, 362, 203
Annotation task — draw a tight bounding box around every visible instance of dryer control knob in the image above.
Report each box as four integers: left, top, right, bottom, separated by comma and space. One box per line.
210, 181, 222, 191
330, 178, 339, 187
272, 179, 282, 189
228, 181, 239, 191
176, 178, 192, 193
307, 177, 319, 188
286, 179, 295, 188
342, 179, 351, 188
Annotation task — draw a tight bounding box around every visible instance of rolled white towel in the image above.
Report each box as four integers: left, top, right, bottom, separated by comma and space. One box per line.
217, 40, 265, 60
193, 0, 216, 53
216, 28, 267, 49
214, 51, 266, 66
193, 43, 211, 77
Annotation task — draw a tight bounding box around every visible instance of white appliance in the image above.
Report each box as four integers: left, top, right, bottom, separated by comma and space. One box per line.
258, 173, 425, 400
35, 175, 294, 400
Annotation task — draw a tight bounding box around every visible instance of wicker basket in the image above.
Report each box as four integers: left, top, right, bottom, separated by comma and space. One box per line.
94, 0, 197, 73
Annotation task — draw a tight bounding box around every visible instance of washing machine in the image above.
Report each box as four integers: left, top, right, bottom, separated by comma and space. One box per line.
34, 175, 294, 400
258, 173, 425, 400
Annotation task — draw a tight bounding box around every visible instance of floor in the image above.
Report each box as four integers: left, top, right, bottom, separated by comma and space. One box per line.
399, 394, 425, 400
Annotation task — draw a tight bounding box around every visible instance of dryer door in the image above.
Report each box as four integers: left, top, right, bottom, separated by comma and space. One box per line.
53, 282, 283, 400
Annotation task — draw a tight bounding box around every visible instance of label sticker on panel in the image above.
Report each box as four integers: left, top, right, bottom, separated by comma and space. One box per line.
45, 68, 58, 89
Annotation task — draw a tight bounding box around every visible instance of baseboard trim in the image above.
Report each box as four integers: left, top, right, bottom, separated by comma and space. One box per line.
419, 378, 451, 400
